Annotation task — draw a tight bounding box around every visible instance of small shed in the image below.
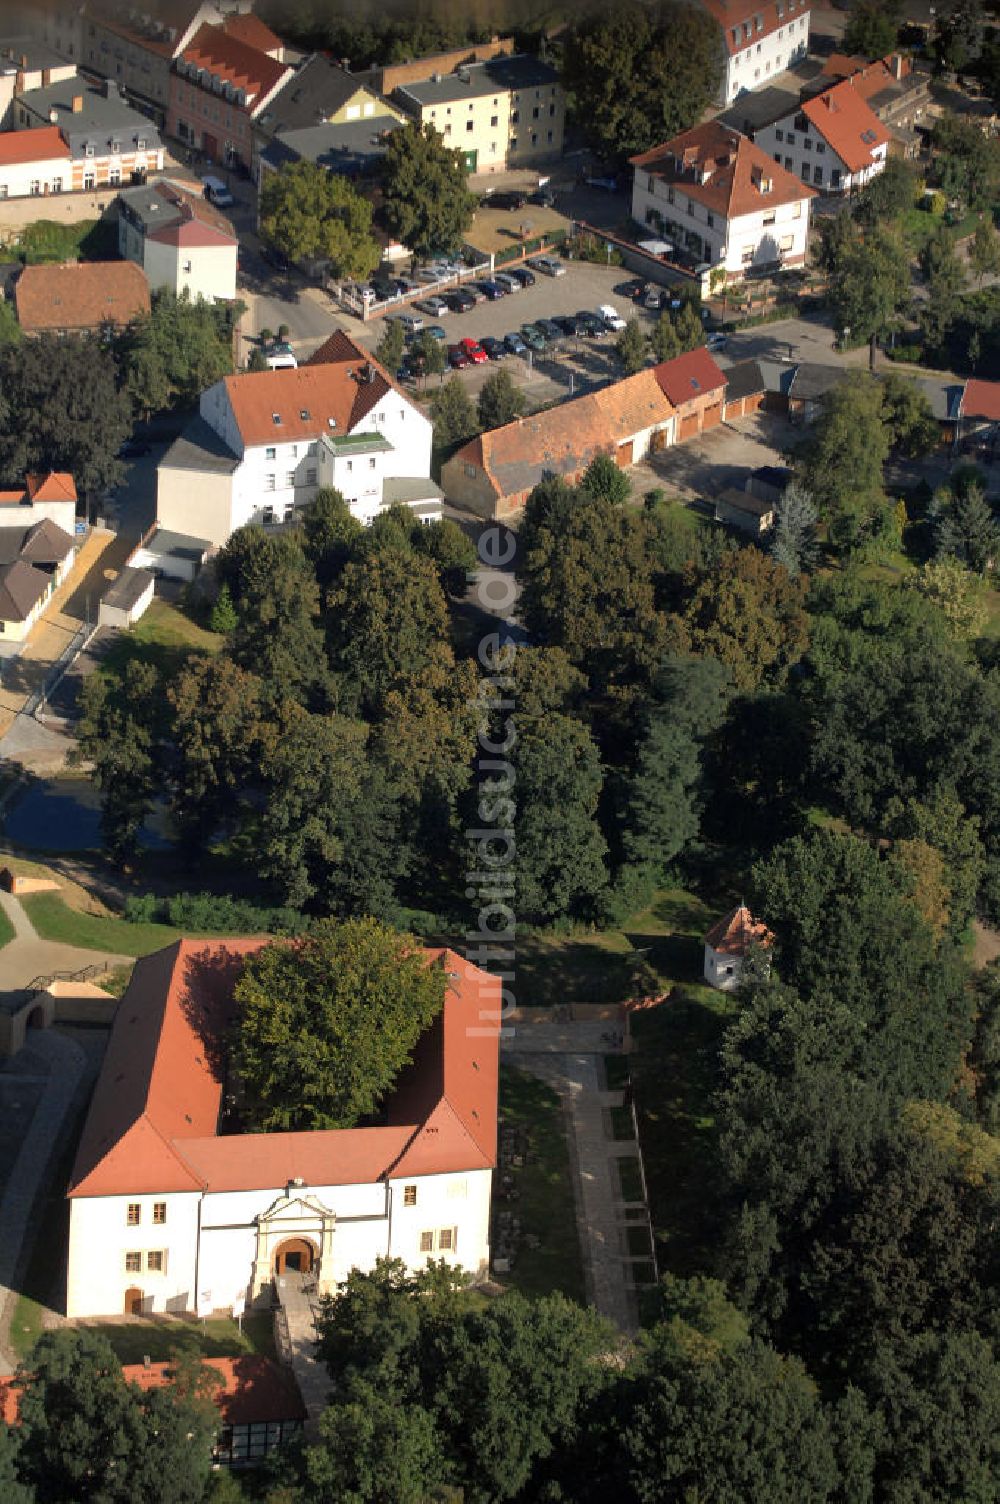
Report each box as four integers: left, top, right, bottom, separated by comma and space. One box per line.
722, 359, 766, 421
714, 488, 775, 537
746, 464, 791, 506
99, 567, 155, 629
703, 903, 774, 990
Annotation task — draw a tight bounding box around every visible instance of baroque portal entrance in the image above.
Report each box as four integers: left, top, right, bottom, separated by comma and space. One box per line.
273, 1236, 316, 1275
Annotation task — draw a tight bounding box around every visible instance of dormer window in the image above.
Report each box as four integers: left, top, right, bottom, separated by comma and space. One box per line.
84, 143, 94, 156
110, 139, 120, 153
300, 409, 311, 420
272, 412, 282, 425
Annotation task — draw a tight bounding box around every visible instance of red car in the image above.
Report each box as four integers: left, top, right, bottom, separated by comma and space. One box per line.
460, 337, 488, 364
448, 344, 471, 369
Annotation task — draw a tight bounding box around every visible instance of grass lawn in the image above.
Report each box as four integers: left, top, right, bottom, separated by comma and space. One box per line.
496, 1066, 585, 1304
102, 598, 222, 677
20, 893, 201, 957
898, 206, 978, 255
630, 983, 739, 1279
516, 885, 717, 1009
77, 1311, 276, 1366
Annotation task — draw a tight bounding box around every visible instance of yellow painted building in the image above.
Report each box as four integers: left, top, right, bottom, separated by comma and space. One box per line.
393, 54, 564, 175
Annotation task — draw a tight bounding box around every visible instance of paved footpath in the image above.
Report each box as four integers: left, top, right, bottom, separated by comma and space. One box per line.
0, 1028, 86, 1372
0, 890, 130, 991
504, 1015, 643, 1335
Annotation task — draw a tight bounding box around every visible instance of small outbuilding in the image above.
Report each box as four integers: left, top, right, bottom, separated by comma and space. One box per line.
703, 903, 774, 991
98, 567, 155, 629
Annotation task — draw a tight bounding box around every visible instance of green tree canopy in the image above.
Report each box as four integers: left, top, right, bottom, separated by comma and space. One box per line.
843, 0, 902, 59
476, 366, 526, 430
73, 660, 166, 861
796, 373, 890, 548
378, 122, 476, 258
580, 452, 630, 506
931, 113, 1000, 211
121, 290, 234, 414
682, 546, 810, 693
562, 1, 722, 162
429, 374, 479, 453
828, 225, 911, 347
259, 160, 381, 278
615, 318, 648, 374
970, 215, 1000, 284
234, 918, 446, 1130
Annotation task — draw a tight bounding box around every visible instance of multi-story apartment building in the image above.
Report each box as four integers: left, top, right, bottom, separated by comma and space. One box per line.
392, 53, 564, 175
630, 122, 816, 282
167, 20, 293, 170
118, 178, 238, 301
754, 75, 890, 192
700, 0, 812, 104
251, 52, 404, 181
14, 77, 165, 187
0, 34, 76, 128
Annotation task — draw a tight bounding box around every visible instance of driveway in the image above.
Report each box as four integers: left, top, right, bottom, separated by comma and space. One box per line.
0, 890, 131, 993
648, 411, 797, 501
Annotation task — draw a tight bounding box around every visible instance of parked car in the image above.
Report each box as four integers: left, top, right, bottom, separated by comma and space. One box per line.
494, 272, 521, 294
488, 189, 528, 210
476, 279, 506, 301
553, 314, 582, 338
510, 266, 536, 288
399, 312, 425, 334
418, 296, 448, 317
529, 256, 566, 277
617, 277, 645, 301
448, 344, 471, 369
599, 303, 627, 331
529, 188, 556, 207
459, 336, 488, 364
415, 264, 445, 283
465, 283, 488, 303
480, 336, 508, 361
423, 324, 448, 342
447, 289, 476, 313
520, 323, 547, 352
705, 332, 728, 352
431, 258, 463, 277
536, 318, 563, 343
504, 331, 528, 355
643, 285, 663, 310
576, 310, 606, 337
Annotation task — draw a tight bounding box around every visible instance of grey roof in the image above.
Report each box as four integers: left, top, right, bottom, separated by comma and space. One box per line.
255, 54, 380, 137
19, 518, 75, 565
756, 358, 798, 396
159, 416, 239, 473
723, 359, 765, 402
718, 488, 773, 517
381, 476, 445, 506
142, 527, 213, 561
0, 36, 72, 73
17, 80, 162, 156
752, 464, 792, 487
719, 84, 801, 135
0, 559, 49, 622
262, 116, 404, 176
396, 53, 559, 109
101, 566, 154, 613
788, 362, 851, 403
892, 374, 964, 423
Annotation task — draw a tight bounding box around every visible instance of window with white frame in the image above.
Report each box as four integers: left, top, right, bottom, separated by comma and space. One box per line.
146, 1250, 167, 1273
125, 1251, 142, 1272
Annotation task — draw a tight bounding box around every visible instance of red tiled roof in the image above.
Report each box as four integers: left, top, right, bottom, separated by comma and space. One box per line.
139, 181, 238, 249
962, 378, 1000, 422
15, 261, 150, 334
0, 124, 68, 167
704, 903, 774, 956
653, 348, 727, 407
25, 472, 77, 503
0, 1356, 305, 1427
801, 80, 890, 174
819, 52, 912, 100
148, 216, 236, 250
68, 940, 500, 1199
180, 23, 289, 109
699, 0, 812, 56
221, 12, 284, 54
222, 361, 391, 447
631, 122, 815, 221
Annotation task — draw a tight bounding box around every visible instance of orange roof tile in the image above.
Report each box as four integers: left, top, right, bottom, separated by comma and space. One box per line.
801, 80, 891, 174
221, 12, 284, 54
15, 261, 150, 334
631, 122, 815, 221
25, 471, 76, 503
0, 1356, 305, 1426
181, 23, 288, 109
222, 360, 392, 447
69, 940, 501, 1199
704, 904, 774, 956
962, 378, 1000, 423
653, 348, 727, 406
0, 124, 68, 166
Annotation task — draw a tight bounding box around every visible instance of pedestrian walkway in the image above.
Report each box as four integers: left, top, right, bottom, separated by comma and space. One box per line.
0, 1027, 86, 1372
0, 890, 130, 991
275, 1272, 330, 1436
504, 1018, 645, 1335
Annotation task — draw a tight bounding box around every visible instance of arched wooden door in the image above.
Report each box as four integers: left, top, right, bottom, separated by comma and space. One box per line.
124, 1286, 144, 1315
273, 1237, 316, 1276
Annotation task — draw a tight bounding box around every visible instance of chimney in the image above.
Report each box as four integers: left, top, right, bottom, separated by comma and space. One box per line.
48, 107, 58, 123
71, 93, 83, 113
893, 52, 904, 80
19, 55, 27, 69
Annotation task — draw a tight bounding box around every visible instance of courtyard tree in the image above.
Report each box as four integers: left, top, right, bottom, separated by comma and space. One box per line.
378, 122, 476, 258
581, 453, 631, 506
682, 547, 810, 693
74, 660, 166, 861
843, 0, 902, 59
615, 318, 649, 374
477, 366, 526, 430
122, 290, 235, 414
429, 375, 479, 454
920, 224, 966, 351
969, 216, 1000, 285
411, 326, 447, 383
796, 374, 890, 547
828, 226, 910, 347
259, 161, 381, 279
374, 318, 405, 372
770, 480, 821, 578
234, 918, 446, 1130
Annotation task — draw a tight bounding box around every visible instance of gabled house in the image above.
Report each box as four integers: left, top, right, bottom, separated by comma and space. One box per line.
167, 20, 294, 171
13, 77, 165, 188
118, 178, 238, 303
0, 507, 76, 653
653, 346, 728, 438
0, 121, 70, 199
698, 0, 811, 104
811, 52, 930, 158
0, 33, 77, 129
630, 122, 815, 284
0, 469, 77, 533
441, 365, 678, 520
251, 52, 404, 181
152, 330, 439, 559
754, 74, 891, 192
15, 259, 150, 334
64, 939, 501, 1319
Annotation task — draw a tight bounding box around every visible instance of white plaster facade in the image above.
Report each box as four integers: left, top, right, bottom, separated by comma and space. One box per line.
118, 211, 237, 302
66, 1170, 492, 1319
632, 168, 810, 278
703, 940, 746, 990
721, 6, 811, 103
755, 107, 888, 194
0, 133, 72, 199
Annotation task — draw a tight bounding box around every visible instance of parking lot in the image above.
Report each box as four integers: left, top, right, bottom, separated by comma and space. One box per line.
346, 260, 667, 404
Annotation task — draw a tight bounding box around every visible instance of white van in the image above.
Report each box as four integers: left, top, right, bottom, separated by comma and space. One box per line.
202, 175, 234, 208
